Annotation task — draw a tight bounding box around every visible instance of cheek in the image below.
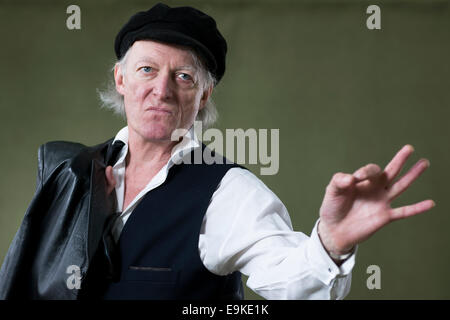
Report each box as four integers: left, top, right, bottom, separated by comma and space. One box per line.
178, 101, 198, 123
181, 90, 203, 112
122, 74, 148, 101
127, 82, 148, 103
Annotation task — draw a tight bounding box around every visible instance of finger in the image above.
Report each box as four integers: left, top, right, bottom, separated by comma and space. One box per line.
390, 199, 435, 221
384, 145, 415, 182
353, 163, 382, 182
327, 172, 355, 194
388, 159, 430, 200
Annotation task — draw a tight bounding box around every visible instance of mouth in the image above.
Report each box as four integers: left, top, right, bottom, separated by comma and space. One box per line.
145, 106, 172, 115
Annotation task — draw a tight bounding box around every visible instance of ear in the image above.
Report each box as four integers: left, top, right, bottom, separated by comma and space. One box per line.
114, 63, 126, 95
199, 85, 213, 110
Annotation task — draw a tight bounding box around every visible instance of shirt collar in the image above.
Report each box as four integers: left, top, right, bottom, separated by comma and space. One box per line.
111, 125, 201, 168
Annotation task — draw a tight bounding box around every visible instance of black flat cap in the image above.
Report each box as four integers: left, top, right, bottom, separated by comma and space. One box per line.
114, 3, 227, 84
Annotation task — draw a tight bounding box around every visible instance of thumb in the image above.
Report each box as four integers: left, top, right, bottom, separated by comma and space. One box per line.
105, 166, 116, 195
327, 172, 355, 196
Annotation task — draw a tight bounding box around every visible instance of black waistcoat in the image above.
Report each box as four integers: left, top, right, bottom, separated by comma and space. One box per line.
98, 146, 245, 300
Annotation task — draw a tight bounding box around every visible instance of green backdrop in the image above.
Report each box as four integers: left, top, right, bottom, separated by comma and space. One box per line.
0, 0, 449, 299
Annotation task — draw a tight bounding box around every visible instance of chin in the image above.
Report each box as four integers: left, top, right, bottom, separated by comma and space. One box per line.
139, 123, 176, 142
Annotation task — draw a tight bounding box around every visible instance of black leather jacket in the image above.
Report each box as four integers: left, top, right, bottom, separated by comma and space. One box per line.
0, 137, 119, 299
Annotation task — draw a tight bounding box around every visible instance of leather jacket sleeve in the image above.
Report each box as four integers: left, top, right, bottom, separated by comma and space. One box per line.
0, 138, 115, 300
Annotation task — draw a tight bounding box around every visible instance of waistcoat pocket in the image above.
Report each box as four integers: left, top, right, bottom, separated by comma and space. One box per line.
124, 266, 179, 283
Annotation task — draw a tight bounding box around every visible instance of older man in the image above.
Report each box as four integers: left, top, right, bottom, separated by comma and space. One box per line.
0, 3, 434, 300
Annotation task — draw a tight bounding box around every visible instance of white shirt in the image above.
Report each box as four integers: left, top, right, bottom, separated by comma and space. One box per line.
111, 126, 356, 300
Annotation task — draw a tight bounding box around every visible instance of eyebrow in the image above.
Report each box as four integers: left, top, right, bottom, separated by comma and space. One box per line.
134, 57, 197, 72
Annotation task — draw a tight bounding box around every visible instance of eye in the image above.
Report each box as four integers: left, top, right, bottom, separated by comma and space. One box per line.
139, 66, 153, 73
177, 73, 193, 81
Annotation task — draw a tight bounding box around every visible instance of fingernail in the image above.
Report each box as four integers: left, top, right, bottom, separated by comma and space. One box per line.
406, 144, 415, 152
422, 159, 430, 167
344, 175, 354, 184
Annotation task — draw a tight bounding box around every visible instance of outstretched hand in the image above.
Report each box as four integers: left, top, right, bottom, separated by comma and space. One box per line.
318, 145, 435, 256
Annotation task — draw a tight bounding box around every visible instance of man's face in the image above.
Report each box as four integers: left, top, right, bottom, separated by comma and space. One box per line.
114, 40, 211, 142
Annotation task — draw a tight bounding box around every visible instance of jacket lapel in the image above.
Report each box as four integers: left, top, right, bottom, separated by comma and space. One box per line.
85, 139, 117, 262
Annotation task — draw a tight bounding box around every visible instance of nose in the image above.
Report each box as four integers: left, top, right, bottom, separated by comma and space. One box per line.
151, 71, 172, 100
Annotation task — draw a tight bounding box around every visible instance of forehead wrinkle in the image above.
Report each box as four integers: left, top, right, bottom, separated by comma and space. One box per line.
133, 56, 158, 66
175, 65, 197, 72
133, 56, 198, 74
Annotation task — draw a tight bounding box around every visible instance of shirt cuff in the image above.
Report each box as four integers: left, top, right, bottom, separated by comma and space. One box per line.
306, 219, 357, 286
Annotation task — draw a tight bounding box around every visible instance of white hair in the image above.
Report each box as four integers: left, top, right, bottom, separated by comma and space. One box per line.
97, 46, 218, 128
